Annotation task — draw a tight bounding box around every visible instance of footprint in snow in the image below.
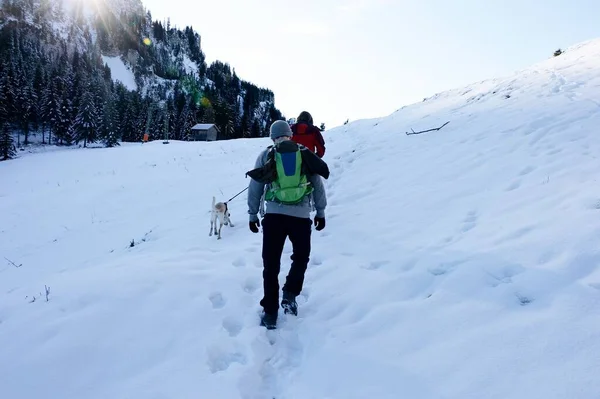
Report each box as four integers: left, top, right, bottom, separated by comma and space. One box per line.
547, 148, 563, 156
209, 292, 226, 309
401, 258, 418, 272
519, 165, 536, 176
442, 236, 454, 244
495, 226, 535, 244
300, 287, 311, 302
222, 316, 243, 337
310, 256, 323, 267
243, 278, 260, 294
590, 199, 600, 210
428, 260, 464, 276
505, 180, 521, 191
245, 246, 258, 253
461, 210, 478, 232
363, 260, 390, 271
529, 131, 547, 146
515, 293, 534, 306
206, 345, 247, 373
537, 249, 559, 265
232, 258, 246, 268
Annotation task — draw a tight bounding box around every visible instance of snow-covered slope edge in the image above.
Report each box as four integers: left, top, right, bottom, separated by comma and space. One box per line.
315, 39, 600, 396
1, 38, 600, 398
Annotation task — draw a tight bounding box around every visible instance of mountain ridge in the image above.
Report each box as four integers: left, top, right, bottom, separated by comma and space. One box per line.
0, 0, 283, 153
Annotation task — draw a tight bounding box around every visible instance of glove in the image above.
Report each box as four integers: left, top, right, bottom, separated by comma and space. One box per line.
249, 219, 261, 233
314, 216, 325, 231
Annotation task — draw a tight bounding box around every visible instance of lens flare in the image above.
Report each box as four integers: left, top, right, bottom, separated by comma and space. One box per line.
200, 97, 211, 107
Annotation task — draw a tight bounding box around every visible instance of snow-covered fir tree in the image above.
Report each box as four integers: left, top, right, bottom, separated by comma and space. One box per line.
0, 126, 16, 160
0, 71, 16, 160
102, 92, 120, 147
74, 87, 100, 147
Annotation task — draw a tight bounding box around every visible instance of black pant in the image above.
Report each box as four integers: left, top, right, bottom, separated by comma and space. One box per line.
260, 213, 312, 315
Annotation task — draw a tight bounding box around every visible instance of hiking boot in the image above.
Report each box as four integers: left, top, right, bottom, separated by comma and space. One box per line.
281, 291, 298, 316
260, 311, 277, 330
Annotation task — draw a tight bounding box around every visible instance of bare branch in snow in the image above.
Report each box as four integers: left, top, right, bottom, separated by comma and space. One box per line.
406, 121, 450, 136
5, 257, 22, 268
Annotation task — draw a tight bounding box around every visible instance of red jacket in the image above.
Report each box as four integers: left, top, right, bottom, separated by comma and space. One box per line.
291, 123, 326, 158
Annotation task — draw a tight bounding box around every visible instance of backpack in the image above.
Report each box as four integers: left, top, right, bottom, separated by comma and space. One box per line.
264, 143, 313, 205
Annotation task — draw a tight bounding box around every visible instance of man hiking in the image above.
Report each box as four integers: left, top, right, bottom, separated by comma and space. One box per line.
246, 120, 330, 329
291, 111, 326, 158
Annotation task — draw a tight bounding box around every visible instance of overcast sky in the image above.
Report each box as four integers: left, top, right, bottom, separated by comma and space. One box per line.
140, 0, 600, 128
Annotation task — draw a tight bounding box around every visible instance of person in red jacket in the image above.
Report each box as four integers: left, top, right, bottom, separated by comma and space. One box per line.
291, 111, 326, 158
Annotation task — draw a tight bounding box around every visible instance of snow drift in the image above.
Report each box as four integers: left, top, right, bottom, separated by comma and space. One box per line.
1, 39, 600, 398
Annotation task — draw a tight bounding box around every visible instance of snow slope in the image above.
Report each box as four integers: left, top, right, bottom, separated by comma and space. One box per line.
102, 55, 138, 91
2, 39, 600, 398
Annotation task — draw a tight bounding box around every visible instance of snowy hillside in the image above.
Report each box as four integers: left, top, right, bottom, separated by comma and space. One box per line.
0, 0, 282, 150
101, 55, 138, 91
2, 39, 600, 398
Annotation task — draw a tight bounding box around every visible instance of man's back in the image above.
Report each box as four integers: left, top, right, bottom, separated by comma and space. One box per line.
247, 139, 329, 222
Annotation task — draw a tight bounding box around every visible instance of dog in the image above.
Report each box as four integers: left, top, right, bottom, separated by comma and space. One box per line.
209, 196, 234, 239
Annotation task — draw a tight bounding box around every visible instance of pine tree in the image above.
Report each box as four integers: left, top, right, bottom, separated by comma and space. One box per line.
55, 96, 73, 145
0, 72, 8, 127
201, 101, 216, 125
3, 34, 19, 141
0, 124, 16, 160
135, 98, 151, 142
0, 76, 15, 160
41, 80, 61, 145
31, 58, 46, 135
181, 99, 197, 141
102, 93, 119, 147
120, 92, 138, 142
74, 88, 99, 147
251, 120, 261, 138
16, 82, 35, 145
53, 60, 76, 145
241, 111, 251, 138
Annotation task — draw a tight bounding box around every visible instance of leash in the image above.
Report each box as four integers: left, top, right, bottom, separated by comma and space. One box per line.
225, 187, 249, 204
